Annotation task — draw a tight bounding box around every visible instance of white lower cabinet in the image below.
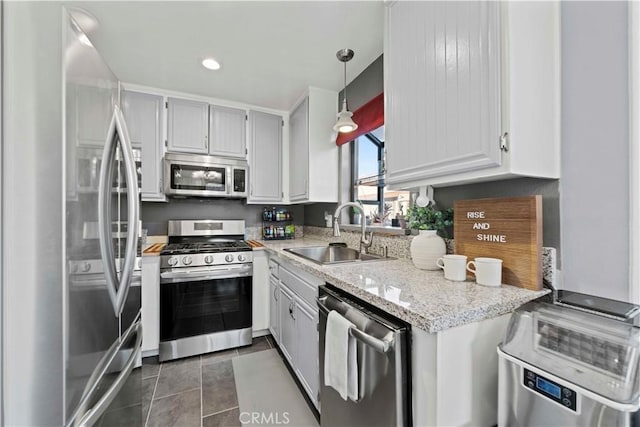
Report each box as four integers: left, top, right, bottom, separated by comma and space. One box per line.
278, 284, 297, 364
268, 257, 321, 409
251, 250, 270, 334
411, 314, 511, 426
269, 276, 280, 342
294, 298, 319, 404
141, 256, 161, 357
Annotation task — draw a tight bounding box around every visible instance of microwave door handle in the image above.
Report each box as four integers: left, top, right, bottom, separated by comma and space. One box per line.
227, 166, 232, 195
98, 110, 120, 317
112, 105, 139, 316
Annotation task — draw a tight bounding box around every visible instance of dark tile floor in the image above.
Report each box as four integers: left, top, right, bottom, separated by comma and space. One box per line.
141, 335, 275, 427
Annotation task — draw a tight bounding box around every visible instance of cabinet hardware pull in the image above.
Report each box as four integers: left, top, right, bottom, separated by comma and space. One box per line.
273, 287, 278, 301
500, 132, 509, 152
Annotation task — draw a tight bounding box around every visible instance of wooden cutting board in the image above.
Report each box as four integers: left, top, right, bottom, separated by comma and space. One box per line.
453, 195, 543, 291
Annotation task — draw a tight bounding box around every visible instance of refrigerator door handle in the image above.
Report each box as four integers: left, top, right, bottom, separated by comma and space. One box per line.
66, 318, 142, 427
98, 105, 140, 317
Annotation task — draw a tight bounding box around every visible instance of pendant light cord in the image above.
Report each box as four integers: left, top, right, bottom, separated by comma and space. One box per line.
343, 60, 347, 109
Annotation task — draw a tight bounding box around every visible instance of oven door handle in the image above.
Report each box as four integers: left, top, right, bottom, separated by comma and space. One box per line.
160, 264, 253, 283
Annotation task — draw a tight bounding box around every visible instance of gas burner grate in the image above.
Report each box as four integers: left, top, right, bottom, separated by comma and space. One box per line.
161, 243, 200, 255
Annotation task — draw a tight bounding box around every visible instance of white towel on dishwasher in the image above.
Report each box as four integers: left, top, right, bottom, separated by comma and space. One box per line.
324, 310, 358, 401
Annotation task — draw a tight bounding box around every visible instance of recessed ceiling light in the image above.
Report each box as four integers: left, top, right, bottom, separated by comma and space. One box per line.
202, 58, 221, 70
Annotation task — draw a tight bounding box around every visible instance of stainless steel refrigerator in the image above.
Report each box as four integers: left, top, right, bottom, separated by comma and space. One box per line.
2, 5, 143, 426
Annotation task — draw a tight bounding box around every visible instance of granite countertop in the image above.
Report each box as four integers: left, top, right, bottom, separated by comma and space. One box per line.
260, 238, 549, 333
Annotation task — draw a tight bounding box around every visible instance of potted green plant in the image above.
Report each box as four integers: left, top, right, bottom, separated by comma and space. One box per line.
406, 204, 454, 270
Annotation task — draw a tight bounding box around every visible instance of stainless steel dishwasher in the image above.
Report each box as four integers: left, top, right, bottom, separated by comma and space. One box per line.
317, 285, 410, 427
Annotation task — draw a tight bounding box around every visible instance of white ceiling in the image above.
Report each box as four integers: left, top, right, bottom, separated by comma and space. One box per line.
73, 1, 384, 111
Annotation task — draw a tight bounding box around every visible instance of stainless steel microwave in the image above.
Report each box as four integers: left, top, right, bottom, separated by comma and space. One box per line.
164, 153, 248, 198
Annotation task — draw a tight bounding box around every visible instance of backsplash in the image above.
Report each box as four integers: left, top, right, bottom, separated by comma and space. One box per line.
303, 226, 557, 288
304, 226, 414, 259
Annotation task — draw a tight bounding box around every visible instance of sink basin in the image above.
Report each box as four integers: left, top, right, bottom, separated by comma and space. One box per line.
283, 246, 394, 265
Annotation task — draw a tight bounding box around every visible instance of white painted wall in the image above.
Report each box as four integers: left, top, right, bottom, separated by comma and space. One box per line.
560, 1, 631, 301
3, 2, 64, 424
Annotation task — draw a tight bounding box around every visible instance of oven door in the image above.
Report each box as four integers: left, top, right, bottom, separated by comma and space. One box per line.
159, 265, 252, 343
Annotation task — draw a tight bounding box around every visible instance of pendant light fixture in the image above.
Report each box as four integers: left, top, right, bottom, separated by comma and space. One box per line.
333, 48, 358, 133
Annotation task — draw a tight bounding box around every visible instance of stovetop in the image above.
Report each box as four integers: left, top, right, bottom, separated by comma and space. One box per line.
161, 241, 251, 256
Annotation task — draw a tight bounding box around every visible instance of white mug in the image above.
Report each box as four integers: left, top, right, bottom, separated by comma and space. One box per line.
466, 257, 503, 287
436, 254, 468, 281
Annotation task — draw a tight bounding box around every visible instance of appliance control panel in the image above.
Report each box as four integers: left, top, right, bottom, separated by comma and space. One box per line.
523, 368, 576, 412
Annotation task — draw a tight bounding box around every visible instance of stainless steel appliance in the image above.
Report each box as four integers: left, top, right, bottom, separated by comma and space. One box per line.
317, 285, 410, 427
2, 6, 142, 426
159, 220, 253, 361
164, 152, 248, 198
498, 292, 640, 426
77, 146, 142, 194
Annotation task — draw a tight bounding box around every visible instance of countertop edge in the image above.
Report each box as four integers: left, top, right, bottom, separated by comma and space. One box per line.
258, 240, 550, 333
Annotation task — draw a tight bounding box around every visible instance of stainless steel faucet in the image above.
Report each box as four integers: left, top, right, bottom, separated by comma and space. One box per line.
333, 202, 373, 254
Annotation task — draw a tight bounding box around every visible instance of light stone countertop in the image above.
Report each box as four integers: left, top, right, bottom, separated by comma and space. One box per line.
259, 238, 550, 333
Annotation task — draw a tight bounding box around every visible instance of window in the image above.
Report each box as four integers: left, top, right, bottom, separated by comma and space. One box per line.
351, 125, 410, 226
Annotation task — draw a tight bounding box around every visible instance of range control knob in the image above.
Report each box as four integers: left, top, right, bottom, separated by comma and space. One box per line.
81, 262, 91, 273
237, 254, 246, 262
71, 264, 79, 274
204, 255, 214, 264
182, 256, 193, 266
225, 254, 234, 263
167, 257, 178, 267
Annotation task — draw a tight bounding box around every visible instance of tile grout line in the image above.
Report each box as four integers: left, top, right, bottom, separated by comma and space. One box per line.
203, 405, 240, 419
145, 363, 162, 427
152, 386, 202, 402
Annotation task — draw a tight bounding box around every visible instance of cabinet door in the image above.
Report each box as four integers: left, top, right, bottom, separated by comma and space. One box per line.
122, 91, 164, 200
166, 97, 209, 154
289, 97, 309, 201
209, 105, 247, 158
141, 257, 161, 355
251, 251, 270, 332
269, 276, 280, 343
248, 111, 282, 202
385, 1, 501, 185
295, 298, 319, 407
278, 284, 296, 364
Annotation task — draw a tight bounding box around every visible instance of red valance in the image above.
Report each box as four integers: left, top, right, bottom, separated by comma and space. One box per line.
335, 92, 384, 146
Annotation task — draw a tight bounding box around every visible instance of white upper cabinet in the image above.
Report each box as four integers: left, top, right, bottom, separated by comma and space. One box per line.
289, 87, 339, 203
122, 90, 165, 201
166, 97, 209, 154
76, 84, 117, 147
385, 1, 560, 188
289, 98, 309, 201
248, 110, 283, 203
208, 105, 247, 158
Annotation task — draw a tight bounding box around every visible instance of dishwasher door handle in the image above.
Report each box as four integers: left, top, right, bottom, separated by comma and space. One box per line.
317, 296, 394, 353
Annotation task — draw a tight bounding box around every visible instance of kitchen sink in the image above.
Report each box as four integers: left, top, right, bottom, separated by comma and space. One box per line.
283, 245, 394, 265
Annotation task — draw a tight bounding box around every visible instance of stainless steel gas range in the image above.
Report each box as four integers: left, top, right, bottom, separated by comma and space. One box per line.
159, 220, 253, 362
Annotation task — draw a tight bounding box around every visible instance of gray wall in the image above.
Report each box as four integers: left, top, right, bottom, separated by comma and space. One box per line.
339, 54, 384, 112
143, 199, 304, 235
560, 1, 630, 301
305, 54, 384, 225
434, 178, 560, 256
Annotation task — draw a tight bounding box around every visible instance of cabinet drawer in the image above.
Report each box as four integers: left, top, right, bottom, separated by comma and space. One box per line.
278, 267, 317, 308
